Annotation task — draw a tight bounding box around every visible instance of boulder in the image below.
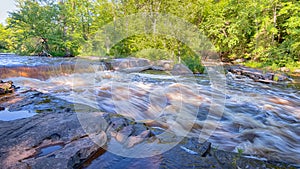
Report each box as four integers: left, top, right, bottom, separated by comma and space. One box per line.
279, 67, 290, 72
171, 64, 194, 76
233, 58, 246, 64
226, 66, 291, 83
152, 60, 174, 71
109, 58, 177, 73
0, 80, 15, 95
110, 58, 151, 72
293, 69, 300, 73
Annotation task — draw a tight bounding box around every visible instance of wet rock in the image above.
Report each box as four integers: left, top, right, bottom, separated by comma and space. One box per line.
0, 90, 73, 113
0, 110, 87, 168
226, 65, 291, 83
0, 65, 79, 80
0, 80, 15, 95
108, 116, 129, 131
109, 58, 177, 73
171, 64, 194, 76
199, 141, 211, 157
233, 58, 246, 64
152, 60, 174, 71
115, 125, 134, 143
125, 130, 151, 148
0, 106, 4, 111
256, 79, 278, 84
0, 108, 108, 169
211, 149, 295, 169
110, 58, 151, 72
38, 50, 52, 57
132, 123, 148, 136
0, 90, 100, 169
279, 67, 290, 72
274, 73, 289, 81
0, 89, 296, 169
121, 66, 152, 73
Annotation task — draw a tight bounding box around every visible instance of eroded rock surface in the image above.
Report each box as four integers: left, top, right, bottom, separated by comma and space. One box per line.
226, 65, 291, 83
0, 91, 96, 169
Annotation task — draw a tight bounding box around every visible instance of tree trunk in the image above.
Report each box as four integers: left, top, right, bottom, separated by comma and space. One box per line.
272, 3, 277, 44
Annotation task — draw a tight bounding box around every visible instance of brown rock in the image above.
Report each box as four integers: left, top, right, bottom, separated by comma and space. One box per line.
125, 130, 151, 148
293, 69, 300, 73
111, 58, 151, 72
279, 67, 290, 72
153, 60, 174, 71
0, 80, 14, 94
171, 64, 193, 76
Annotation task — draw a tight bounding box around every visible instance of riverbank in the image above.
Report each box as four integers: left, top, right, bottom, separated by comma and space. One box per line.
241, 60, 300, 77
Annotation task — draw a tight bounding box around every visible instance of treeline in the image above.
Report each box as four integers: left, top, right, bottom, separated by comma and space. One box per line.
0, 0, 299, 72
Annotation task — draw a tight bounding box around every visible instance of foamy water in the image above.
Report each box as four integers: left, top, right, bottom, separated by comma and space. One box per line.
1, 55, 300, 164
5, 70, 299, 164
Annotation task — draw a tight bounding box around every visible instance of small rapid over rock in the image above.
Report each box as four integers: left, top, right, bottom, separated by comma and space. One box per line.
0, 55, 299, 168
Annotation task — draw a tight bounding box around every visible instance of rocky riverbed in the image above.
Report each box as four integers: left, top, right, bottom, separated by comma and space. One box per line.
225, 65, 292, 83
0, 88, 297, 169
0, 56, 300, 168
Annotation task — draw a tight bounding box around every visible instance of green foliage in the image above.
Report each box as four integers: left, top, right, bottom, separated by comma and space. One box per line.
232, 148, 244, 168
0, 24, 13, 52
109, 34, 204, 72
133, 48, 170, 61
0, 0, 299, 71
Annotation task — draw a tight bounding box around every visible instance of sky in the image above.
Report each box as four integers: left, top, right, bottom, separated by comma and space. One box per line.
0, 0, 18, 24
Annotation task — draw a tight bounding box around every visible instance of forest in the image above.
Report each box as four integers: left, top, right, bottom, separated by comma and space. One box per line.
0, 0, 299, 72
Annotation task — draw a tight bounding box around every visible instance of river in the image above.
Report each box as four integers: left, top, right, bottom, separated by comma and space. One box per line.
0, 54, 300, 167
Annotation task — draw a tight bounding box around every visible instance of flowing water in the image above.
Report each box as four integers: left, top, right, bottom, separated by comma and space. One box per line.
1, 55, 300, 166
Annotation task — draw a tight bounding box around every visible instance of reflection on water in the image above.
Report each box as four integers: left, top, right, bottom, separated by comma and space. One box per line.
0, 108, 35, 121
37, 144, 63, 157
1, 55, 300, 165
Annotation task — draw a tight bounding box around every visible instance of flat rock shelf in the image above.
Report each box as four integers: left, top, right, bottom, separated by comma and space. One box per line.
0, 91, 296, 169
